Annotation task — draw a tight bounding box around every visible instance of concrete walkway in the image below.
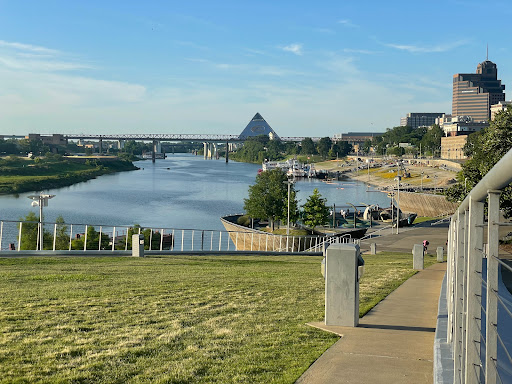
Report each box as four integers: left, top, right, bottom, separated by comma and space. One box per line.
296, 224, 448, 384
297, 263, 446, 384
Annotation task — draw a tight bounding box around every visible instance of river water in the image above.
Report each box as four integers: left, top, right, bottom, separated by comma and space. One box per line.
0, 154, 392, 232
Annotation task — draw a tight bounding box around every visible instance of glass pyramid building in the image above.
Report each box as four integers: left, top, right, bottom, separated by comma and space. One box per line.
239, 113, 280, 140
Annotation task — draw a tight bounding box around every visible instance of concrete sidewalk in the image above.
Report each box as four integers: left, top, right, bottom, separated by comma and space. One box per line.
296, 262, 447, 384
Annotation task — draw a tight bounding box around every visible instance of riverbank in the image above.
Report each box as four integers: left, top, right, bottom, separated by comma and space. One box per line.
0, 156, 138, 195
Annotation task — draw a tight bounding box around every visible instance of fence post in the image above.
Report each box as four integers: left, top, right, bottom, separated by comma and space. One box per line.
84, 225, 88, 251
486, 191, 500, 384
112, 227, 116, 251
69, 224, 73, 251
465, 197, 484, 384
18, 222, 22, 252
325, 243, 360, 327
53, 223, 57, 251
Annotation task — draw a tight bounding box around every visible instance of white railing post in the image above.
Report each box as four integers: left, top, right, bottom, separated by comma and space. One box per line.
486, 191, 500, 384
112, 227, 116, 251
18, 222, 22, 252
53, 223, 57, 251
149, 229, 152, 251
465, 197, 484, 384
160, 229, 164, 251
69, 224, 73, 251
99, 226, 102, 250
181, 230, 184, 251
0, 221, 3, 250
84, 225, 88, 251
192, 230, 195, 251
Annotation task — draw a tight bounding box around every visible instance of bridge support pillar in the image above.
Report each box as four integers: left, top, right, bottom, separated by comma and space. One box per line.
98, 138, 102, 155
152, 140, 157, 163
203, 142, 208, 159
226, 141, 229, 163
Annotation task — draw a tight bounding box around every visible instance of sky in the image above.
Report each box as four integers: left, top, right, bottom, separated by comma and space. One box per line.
0, 0, 511, 138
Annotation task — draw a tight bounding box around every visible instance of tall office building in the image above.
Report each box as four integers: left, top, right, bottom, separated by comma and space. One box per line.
452, 60, 505, 122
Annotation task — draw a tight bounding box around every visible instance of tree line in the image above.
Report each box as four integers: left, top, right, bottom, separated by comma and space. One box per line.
230, 135, 353, 163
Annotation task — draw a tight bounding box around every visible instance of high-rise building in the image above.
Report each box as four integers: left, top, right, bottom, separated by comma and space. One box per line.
400, 113, 444, 129
452, 60, 505, 122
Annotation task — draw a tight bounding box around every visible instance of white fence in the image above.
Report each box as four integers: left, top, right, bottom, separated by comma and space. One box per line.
0, 219, 354, 254
444, 148, 512, 383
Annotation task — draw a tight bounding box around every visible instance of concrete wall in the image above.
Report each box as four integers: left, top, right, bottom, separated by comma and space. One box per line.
399, 192, 459, 217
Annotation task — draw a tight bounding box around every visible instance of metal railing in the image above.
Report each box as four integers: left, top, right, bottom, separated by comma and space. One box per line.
0, 219, 352, 255
444, 148, 512, 383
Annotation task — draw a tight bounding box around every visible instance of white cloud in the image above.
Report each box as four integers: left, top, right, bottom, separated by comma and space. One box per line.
0, 40, 59, 54
282, 43, 303, 56
384, 40, 468, 53
338, 19, 358, 28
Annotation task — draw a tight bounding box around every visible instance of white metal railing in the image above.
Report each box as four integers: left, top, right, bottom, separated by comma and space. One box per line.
0, 219, 331, 254
444, 147, 512, 384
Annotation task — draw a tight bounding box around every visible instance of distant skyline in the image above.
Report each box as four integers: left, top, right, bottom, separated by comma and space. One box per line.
0, 1, 511, 137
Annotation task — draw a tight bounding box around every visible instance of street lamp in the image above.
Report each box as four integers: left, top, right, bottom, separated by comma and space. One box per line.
27, 193, 55, 250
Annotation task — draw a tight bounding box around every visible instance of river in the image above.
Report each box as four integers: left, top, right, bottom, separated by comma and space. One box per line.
0, 154, 392, 232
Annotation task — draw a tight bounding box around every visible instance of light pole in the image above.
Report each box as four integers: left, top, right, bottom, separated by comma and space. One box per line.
421, 171, 424, 191
27, 193, 55, 250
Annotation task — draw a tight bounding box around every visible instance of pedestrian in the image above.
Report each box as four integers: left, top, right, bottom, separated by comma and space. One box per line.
423, 239, 429, 254
341, 209, 346, 219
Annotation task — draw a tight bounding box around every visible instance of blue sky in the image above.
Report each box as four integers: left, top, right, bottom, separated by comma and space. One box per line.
0, 0, 511, 137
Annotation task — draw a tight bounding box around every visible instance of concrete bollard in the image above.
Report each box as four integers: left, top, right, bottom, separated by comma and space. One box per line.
132, 234, 145, 257
370, 243, 377, 255
413, 244, 424, 270
437, 247, 444, 262
325, 243, 360, 327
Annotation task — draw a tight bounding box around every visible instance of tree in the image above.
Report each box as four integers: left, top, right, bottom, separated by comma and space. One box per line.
317, 137, 332, 159
18, 212, 39, 250
243, 169, 298, 230
300, 138, 316, 156
302, 188, 329, 228
445, 106, 512, 216
331, 141, 352, 158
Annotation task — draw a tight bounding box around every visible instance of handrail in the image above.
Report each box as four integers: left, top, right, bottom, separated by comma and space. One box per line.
441, 147, 512, 384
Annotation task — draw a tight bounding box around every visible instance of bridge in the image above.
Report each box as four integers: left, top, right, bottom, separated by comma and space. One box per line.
9, 132, 328, 163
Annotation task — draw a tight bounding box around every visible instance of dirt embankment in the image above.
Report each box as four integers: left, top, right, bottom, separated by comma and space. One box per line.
313, 158, 458, 190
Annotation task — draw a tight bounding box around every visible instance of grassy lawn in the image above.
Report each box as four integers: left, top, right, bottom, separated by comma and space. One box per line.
0, 254, 437, 383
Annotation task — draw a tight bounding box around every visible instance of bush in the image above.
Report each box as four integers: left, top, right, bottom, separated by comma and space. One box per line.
237, 215, 251, 227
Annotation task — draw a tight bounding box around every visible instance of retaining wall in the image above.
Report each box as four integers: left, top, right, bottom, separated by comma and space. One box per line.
399, 192, 459, 217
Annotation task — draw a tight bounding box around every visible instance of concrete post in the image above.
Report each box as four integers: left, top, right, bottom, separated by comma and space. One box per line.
436, 246, 444, 262
325, 243, 360, 327
225, 140, 229, 163
203, 142, 208, 159
132, 234, 144, 257
413, 244, 424, 270
98, 138, 103, 154
152, 140, 157, 163
370, 243, 377, 255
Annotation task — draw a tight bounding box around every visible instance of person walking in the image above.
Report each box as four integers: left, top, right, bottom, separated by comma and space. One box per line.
423, 239, 429, 254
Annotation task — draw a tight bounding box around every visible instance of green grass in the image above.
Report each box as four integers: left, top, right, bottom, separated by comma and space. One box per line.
0, 254, 436, 383
0, 158, 137, 194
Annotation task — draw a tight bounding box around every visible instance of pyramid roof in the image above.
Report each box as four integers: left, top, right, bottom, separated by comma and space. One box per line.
239, 113, 280, 140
